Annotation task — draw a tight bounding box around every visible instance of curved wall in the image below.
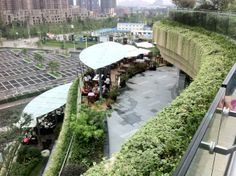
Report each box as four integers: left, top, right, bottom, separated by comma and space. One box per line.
153, 26, 202, 78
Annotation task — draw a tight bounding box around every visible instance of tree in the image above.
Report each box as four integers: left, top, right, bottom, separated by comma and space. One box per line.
34, 53, 44, 67
48, 60, 60, 74
22, 48, 27, 55
172, 0, 196, 8
197, 0, 235, 10
22, 48, 30, 61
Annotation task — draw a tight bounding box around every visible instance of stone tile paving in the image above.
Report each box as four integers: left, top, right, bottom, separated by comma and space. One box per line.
108, 67, 180, 156
0, 49, 87, 102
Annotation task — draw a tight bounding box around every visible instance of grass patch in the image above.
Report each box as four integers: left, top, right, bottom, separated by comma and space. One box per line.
47, 72, 62, 79
35, 64, 45, 70
42, 40, 98, 49
22, 58, 31, 63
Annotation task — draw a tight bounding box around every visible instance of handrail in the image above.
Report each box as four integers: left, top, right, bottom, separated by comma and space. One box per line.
173, 87, 225, 176
174, 63, 236, 176
171, 8, 236, 15
58, 77, 82, 176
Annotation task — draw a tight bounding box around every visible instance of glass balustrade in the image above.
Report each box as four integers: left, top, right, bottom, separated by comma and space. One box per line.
174, 64, 236, 176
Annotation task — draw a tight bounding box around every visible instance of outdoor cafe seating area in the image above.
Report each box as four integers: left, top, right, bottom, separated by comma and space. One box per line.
21, 106, 65, 149
80, 53, 161, 104
81, 69, 111, 103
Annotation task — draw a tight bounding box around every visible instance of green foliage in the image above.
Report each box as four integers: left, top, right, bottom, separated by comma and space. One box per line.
172, 0, 196, 8
169, 10, 236, 40
34, 53, 44, 67
9, 146, 42, 176
48, 60, 60, 74
43, 79, 79, 176
72, 105, 107, 143
108, 86, 120, 100
68, 105, 107, 174
0, 18, 117, 39
84, 21, 236, 175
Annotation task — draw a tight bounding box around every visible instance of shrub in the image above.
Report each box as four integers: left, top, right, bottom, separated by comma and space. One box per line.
43, 79, 79, 176
108, 86, 119, 101
9, 146, 42, 176
68, 105, 108, 174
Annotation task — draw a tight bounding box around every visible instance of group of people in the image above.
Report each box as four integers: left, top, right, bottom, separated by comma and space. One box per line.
38, 106, 64, 134
81, 71, 111, 103
22, 130, 38, 145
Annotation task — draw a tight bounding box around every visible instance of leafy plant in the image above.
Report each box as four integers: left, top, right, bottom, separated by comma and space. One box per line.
43, 79, 79, 176
48, 60, 60, 75
34, 52, 44, 68
108, 86, 120, 101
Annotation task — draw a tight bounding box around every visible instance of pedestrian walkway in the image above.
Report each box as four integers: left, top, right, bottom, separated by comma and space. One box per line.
108, 66, 179, 156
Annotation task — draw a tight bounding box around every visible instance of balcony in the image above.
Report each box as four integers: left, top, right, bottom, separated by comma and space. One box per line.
175, 63, 236, 176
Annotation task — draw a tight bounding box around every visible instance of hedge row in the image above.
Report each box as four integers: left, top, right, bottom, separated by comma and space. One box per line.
43, 79, 79, 176
84, 21, 236, 175
169, 10, 236, 40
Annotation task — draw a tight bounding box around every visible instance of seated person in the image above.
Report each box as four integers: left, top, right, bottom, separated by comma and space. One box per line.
92, 84, 99, 98
81, 85, 90, 96
102, 84, 108, 96
104, 77, 111, 89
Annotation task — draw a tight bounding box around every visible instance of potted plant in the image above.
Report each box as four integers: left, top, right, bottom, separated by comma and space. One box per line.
108, 86, 119, 101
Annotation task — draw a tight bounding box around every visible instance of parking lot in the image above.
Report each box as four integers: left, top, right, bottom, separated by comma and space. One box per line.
0, 49, 86, 101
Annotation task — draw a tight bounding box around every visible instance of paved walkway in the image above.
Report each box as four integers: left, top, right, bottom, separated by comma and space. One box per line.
108, 66, 179, 156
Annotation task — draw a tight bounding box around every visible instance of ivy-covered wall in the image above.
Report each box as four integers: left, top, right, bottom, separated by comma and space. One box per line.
83, 21, 236, 175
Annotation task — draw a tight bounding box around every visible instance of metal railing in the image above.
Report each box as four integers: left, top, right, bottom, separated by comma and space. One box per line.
168, 9, 236, 40
174, 63, 236, 176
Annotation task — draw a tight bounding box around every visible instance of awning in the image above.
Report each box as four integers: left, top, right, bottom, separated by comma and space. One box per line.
137, 48, 151, 55
124, 44, 139, 58
79, 41, 128, 69
135, 42, 154, 48
17, 83, 72, 128
124, 45, 151, 57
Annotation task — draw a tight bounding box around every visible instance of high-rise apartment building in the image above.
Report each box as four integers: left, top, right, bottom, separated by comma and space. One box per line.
100, 0, 116, 13
68, 0, 74, 6
0, 0, 68, 11
76, 0, 99, 11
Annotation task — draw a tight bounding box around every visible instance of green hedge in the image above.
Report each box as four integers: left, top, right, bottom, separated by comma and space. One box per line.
62, 104, 108, 175
169, 10, 236, 40
84, 21, 236, 175
43, 79, 79, 176
9, 146, 42, 176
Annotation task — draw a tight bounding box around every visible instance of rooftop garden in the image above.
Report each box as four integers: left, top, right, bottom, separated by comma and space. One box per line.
82, 21, 236, 175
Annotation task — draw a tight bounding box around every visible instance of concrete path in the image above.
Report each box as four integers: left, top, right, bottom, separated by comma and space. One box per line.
108, 66, 179, 156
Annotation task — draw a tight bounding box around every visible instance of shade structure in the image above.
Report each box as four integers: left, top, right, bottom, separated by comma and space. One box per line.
17, 83, 72, 128
137, 48, 151, 55
79, 41, 128, 69
124, 44, 139, 58
124, 45, 151, 57
135, 42, 154, 48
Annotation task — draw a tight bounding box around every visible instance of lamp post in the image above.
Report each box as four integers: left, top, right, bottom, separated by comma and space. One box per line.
15, 32, 18, 39
71, 24, 75, 51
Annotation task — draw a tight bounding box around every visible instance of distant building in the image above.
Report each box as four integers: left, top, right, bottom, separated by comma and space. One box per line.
68, 0, 74, 6
117, 23, 145, 31
100, 0, 116, 14
1, 7, 92, 25
131, 29, 153, 40
77, 0, 99, 12
0, 0, 68, 10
